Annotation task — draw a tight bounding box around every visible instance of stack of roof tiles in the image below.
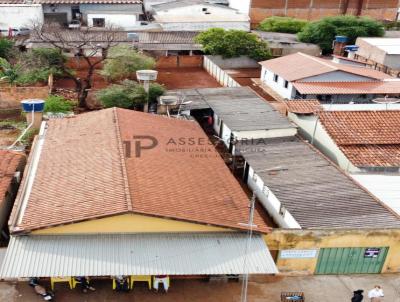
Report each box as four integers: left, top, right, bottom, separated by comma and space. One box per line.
318, 111, 400, 167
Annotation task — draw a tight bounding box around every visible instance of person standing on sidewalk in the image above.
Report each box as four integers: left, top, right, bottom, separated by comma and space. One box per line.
368, 285, 384, 301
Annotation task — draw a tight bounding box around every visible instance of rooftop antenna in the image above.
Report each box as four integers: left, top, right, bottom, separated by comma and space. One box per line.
371, 95, 400, 110
136, 70, 158, 112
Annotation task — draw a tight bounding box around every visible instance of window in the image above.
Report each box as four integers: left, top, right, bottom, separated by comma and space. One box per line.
284, 80, 289, 88
273, 74, 278, 82
92, 18, 105, 27
202, 7, 207, 11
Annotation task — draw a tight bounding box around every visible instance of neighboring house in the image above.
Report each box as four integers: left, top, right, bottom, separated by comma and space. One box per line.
0, 108, 278, 279
166, 87, 297, 152
252, 31, 321, 57
150, 0, 250, 31
354, 38, 400, 77
0, 3, 43, 29
259, 52, 400, 103
133, 31, 202, 55
236, 135, 400, 275
0, 150, 25, 238
39, 0, 144, 28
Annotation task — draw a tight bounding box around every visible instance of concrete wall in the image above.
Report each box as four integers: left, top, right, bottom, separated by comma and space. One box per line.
0, 86, 50, 109
205, 55, 259, 69
265, 228, 400, 275
155, 4, 239, 16
203, 56, 241, 87
261, 66, 296, 99
287, 112, 359, 173
0, 5, 43, 28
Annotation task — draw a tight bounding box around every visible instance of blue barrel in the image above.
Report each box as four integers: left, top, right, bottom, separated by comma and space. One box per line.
21, 99, 45, 112
335, 36, 348, 43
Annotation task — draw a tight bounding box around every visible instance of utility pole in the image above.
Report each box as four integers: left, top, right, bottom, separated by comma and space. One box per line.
240, 193, 256, 302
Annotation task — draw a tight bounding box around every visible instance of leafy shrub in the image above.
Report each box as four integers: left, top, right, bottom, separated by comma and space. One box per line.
258, 16, 308, 34
44, 95, 75, 113
101, 45, 156, 81
298, 16, 384, 54
0, 38, 14, 59
196, 28, 271, 61
97, 80, 165, 109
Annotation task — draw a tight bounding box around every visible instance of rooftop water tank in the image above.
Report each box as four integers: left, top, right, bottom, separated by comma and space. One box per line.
335, 36, 348, 43
21, 99, 45, 112
136, 70, 158, 82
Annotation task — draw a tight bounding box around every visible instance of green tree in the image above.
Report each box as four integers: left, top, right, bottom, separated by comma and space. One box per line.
44, 95, 75, 113
298, 16, 384, 53
258, 16, 308, 34
0, 58, 19, 84
101, 45, 156, 81
0, 38, 14, 59
97, 80, 165, 109
196, 28, 271, 61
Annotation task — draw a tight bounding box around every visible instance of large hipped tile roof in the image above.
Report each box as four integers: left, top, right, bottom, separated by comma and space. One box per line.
259, 52, 391, 82
318, 111, 400, 167
10, 108, 269, 234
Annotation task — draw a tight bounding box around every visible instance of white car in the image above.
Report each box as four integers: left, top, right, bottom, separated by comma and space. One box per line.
68, 20, 81, 29
0, 27, 30, 37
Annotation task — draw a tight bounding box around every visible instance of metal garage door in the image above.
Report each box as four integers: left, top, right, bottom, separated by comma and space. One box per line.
315, 247, 388, 274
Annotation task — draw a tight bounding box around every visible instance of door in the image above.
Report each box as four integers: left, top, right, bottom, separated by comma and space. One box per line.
315, 247, 388, 274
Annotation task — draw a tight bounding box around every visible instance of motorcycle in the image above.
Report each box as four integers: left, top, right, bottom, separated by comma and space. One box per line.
28, 278, 55, 301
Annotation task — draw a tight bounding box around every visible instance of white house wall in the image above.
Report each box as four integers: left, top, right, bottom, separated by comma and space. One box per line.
0, 4, 43, 28
155, 4, 239, 16
261, 67, 296, 99
228, 0, 250, 14
247, 166, 301, 229
87, 13, 137, 28
158, 21, 249, 31
299, 70, 376, 82
287, 112, 359, 173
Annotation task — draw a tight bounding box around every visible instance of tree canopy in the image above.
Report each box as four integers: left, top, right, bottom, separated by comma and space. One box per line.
195, 28, 271, 61
298, 16, 385, 53
101, 45, 156, 81
258, 16, 308, 34
97, 80, 165, 109
0, 38, 14, 59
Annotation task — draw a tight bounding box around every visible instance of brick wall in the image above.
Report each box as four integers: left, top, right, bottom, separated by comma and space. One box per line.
0, 86, 50, 109
251, 0, 399, 26
156, 56, 203, 68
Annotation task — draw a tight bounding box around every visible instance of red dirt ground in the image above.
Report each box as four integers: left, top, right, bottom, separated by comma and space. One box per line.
156, 67, 221, 89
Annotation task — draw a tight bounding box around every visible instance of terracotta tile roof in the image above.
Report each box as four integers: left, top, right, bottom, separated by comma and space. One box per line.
318, 111, 400, 167
259, 52, 391, 82
11, 108, 269, 233
285, 99, 322, 114
0, 150, 24, 202
292, 81, 400, 95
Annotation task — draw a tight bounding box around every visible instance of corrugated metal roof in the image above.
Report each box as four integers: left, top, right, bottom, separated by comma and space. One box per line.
237, 136, 400, 229
0, 233, 278, 278
351, 174, 400, 215
171, 87, 295, 131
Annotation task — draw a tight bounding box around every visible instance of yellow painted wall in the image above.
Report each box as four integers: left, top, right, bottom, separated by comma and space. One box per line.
264, 229, 400, 275
33, 213, 232, 235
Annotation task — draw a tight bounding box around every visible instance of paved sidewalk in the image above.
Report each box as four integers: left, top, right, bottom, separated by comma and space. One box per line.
0, 274, 399, 302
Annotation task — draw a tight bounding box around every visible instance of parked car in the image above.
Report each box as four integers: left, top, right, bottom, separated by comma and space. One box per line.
0, 27, 30, 37
68, 20, 81, 29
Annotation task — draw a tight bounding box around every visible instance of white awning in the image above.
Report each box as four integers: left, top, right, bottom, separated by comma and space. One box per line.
0, 233, 278, 278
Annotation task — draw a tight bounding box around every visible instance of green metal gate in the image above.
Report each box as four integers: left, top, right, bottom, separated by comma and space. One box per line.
315, 247, 389, 274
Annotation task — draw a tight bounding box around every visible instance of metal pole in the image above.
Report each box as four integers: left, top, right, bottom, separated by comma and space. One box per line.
240, 193, 256, 302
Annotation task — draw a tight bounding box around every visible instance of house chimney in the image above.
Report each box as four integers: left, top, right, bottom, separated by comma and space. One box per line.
21, 99, 45, 129
333, 36, 348, 56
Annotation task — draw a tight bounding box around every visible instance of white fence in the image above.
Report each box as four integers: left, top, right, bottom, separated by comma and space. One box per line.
203, 56, 241, 88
